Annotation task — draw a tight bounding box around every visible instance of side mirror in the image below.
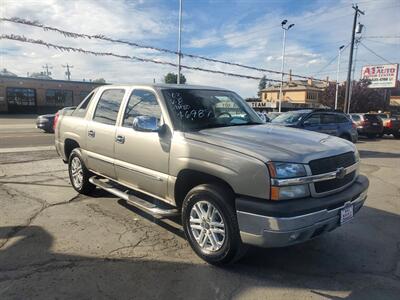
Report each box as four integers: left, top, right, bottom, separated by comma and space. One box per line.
132, 116, 160, 132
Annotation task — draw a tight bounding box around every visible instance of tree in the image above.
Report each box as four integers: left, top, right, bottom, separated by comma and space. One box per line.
319, 79, 388, 112
258, 75, 267, 91
164, 72, 186, 84
93, 78, 106, 83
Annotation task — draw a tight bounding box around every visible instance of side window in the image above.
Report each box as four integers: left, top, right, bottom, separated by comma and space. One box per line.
93, 89, 125, 125
122, 89, 161, 127
336, 114, 350, 123
303, 114, 321, 125
72, 91, 94, 118
322, 114, 336, 124
351, 115, 360, 122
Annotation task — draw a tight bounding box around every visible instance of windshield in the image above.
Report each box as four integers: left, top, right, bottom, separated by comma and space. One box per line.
162, 89, 263, 131
272, 111, 306, 124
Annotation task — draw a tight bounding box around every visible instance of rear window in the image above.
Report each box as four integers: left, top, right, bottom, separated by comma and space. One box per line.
365, 114, 380, 121
72, 91, 95, 118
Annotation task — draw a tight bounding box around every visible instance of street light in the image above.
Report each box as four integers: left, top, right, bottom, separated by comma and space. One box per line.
177, 0, 183, 84
278, 20, 295, 112
335, 45, 345, 110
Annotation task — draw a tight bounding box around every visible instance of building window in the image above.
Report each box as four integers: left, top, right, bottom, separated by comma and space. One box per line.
307, 91, 318, 100
45, 89, 73, 106
6, 87, 36, 106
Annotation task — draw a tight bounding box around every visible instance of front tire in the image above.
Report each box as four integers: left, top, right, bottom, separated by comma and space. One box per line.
182, 184, 247, 265
68, 149, 95, 195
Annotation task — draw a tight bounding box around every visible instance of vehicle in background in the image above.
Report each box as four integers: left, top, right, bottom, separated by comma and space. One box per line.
267, 112, 281, 121
55, 84, 368, 264
36, 114, 55, 133
378, 115, 400, 138
350, 113, 383, 139
272, 109, 358, 143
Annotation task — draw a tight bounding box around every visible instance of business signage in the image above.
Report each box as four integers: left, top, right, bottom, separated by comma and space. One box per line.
361, 64, 399, 88
248, 101, 277, 109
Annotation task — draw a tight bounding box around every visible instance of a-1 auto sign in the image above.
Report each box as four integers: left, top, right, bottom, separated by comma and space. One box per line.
361, 64, 399, 88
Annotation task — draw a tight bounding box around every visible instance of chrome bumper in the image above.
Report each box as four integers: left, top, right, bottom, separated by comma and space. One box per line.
237, 189, 367, 248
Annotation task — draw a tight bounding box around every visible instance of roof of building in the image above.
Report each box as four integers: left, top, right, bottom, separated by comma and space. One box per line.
0, 75, 105, 85
0, 68, 18, 77
261, 79, 328, 92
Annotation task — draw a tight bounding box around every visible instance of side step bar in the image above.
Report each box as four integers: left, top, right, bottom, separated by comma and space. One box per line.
89, 176, 179, 218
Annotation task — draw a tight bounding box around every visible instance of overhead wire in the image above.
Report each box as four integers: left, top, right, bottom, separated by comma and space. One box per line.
359, 42, 394, 64
0, 17, 329, 82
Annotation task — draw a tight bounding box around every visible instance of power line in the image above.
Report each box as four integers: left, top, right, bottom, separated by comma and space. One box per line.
0, 34, 269, 81
313, 43, 350, 76
0, 17, 329, 82
359, 42, 394, 64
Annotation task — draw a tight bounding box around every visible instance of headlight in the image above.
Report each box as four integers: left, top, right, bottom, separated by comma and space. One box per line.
354, 149, 360, 162
271, 184, 310, 200
267, 162, 309, 200
267, 162, 307, 179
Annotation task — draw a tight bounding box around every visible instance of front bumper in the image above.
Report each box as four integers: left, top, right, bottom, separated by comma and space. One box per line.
236, 175, 369, 248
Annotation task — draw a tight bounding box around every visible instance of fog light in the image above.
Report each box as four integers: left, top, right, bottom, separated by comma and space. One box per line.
289, 233, 300, 240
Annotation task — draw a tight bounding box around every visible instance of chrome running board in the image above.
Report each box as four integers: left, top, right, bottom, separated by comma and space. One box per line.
89, 176, 179, 218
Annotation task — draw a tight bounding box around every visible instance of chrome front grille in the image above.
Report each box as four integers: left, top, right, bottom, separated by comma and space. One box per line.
309, 152, 357, 194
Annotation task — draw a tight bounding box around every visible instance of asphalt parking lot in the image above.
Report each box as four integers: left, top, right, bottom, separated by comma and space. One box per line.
0, 116, 399, 299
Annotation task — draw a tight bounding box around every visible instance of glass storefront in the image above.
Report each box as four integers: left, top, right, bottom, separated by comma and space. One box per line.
6, 87, 37, 113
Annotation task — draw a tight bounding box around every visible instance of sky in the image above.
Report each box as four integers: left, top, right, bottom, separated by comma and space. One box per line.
0, 0, 399, 97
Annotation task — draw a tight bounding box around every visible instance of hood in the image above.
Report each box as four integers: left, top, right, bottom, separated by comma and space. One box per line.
184, 124, 355, 163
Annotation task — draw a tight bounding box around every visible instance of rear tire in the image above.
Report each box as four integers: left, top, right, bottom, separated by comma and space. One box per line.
182, 184, 247, 265
394, 132, 400, 139
366, 133, 375, 139
68, 149, 95, 195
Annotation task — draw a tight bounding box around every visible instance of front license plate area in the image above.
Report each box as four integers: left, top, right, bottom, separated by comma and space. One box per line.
340, 205, 354, 225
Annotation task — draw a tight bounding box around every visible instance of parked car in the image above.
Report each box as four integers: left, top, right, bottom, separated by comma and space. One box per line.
267, 111, 281, 121
36, 114, 55, 133
377, 114, 400, 138
271, 109, 358, 143
350, 113, 383, 138
55, 84, 368, 264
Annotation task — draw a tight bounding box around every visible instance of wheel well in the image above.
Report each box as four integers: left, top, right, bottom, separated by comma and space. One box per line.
174, 169, 235, 209
64, 139, 80, 159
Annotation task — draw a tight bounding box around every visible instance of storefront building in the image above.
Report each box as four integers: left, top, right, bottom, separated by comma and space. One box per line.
0, 75, 103, 114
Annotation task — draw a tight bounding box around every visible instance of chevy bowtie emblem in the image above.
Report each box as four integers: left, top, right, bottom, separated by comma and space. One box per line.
336, 167, 346, 179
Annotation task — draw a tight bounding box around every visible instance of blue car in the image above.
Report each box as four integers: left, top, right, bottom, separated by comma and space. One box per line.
271, 109, 358, 143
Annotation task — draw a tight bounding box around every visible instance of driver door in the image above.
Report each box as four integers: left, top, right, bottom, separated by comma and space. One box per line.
114, 89, 170, 199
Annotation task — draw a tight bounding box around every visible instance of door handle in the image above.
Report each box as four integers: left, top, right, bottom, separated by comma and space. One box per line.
88, 130, 95, 138
115, 135, 125, 144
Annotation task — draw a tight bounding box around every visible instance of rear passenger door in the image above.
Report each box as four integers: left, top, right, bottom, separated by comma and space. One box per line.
86, 88, 126, 179
320, 113, 339, 136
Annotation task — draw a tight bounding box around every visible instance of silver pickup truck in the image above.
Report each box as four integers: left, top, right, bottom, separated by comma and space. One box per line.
55, 84, 369, 264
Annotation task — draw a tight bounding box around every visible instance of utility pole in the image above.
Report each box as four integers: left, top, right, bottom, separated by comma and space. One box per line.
335, 45, 345, 110
42, 64, 53, 76
278, 20, 294, 112
62, 64, 73, 81
344, 4, 364, 113
177, 0, 183, 84
348, 37, 361, 113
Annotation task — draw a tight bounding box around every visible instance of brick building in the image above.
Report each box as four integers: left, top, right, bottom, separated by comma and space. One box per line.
0, 75, 103, 114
